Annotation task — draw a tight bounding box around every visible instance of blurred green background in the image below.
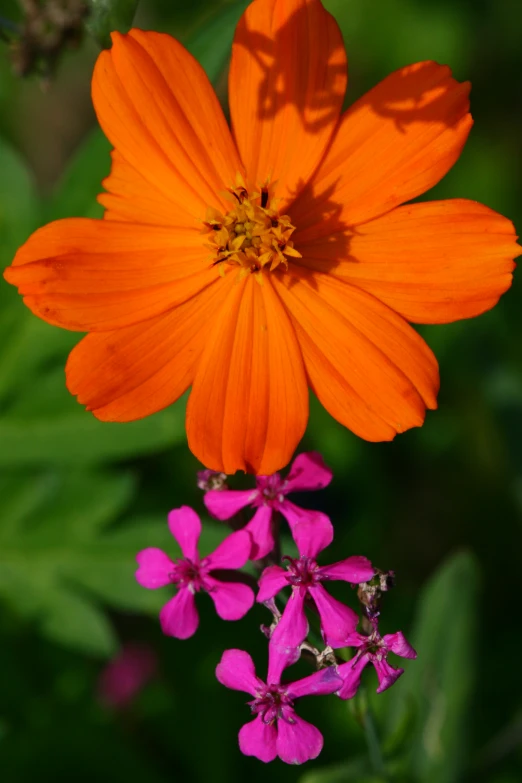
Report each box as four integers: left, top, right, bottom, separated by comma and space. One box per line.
0, 0, 521, 781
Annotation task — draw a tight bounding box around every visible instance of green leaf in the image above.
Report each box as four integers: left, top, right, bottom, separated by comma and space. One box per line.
384, 551, 479, 783
85, 0, 140, 49
0, 321, 186, 466
0, 408, 186, 466
62, 521, 171, 614
46, 129, 111, 221
0, 471, 133, 656
185, 1, 250, 83
0, 473, 61, 544
0, 471, 236, 653
22, 471, 136, 544
0, 137, 40, 273
0, 470, 134, 546
41, 590, 117, 656
68, 515, 229, 613
0, 366, 187, 465
0, 316, 76, 404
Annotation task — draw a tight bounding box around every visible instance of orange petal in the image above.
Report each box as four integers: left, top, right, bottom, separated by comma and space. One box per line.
229, 0, 346, 209
93, 29, 243, 224
273, 269, 439, 441
99, 151, 189, 226
292, 61, 472, 239
296, 200, 520, 323
4, 218, 215, 331
186, 273, 308, 475
66, 275, 233, 420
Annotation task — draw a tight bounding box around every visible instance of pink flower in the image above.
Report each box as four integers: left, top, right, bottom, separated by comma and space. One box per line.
135, 506, 254, 639
258, 521, 374, 655
216, 647, 341, 764
204, 451, 333, 559
335, 628, 417, 698
98, 643, 157, 709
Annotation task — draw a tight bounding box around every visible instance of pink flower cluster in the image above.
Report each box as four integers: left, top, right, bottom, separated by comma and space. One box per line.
135, 452, 416, 765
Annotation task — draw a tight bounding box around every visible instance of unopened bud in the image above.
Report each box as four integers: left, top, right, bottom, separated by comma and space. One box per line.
357, 569, 395, 615
197, 469, 228, 492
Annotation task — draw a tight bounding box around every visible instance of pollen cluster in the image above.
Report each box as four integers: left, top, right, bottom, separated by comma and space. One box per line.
203, 179, 301, 278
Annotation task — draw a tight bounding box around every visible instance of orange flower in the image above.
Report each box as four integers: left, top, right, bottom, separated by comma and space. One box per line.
4, 0, 520, 475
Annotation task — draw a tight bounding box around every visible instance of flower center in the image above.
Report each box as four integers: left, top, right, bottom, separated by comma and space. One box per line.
169, 558, 203, 591
284, 555, 320, 588
257, 473, 285, 504
203, 180, 301, 278
362, 632, 387, 659
249, 684, 293, 724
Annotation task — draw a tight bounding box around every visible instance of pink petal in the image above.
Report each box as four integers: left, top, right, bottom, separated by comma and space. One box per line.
216, 649, 260, 695
329, 632, 368, 652
318, 555, 375, 584
267, 641, 301, 687
309, 584, 359, 647
244, 505, 274, 560
328, 631, 368, 652
337, 654, 369, 699
205, 530, 251, 570
257, 565, 288, 603
374, 657, 404, 693
204, 488, 258, 519
292, 515, 334, 559
159, 588, 199, 639
205, 577, 254, 620
167, 506, 201, 561
276, 714, 324, 765
284, 451, 333, 494
384, 631, 417, 659
238, 716, 278, 763
279, 500, 333, 557
286, 666, 342, 699
268, 590, 308, 682
135, 548, 174, 589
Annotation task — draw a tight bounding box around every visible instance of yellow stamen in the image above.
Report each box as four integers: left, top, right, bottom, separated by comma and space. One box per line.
204, 181, 301, 278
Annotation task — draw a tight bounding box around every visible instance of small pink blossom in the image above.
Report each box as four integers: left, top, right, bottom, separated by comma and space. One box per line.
216, 647, 341, 764
335, 628, 417, 699
98, 643, 157, 709
258, 519, 374, 655
204, 452, 334, 560
135, 506, 254, 639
